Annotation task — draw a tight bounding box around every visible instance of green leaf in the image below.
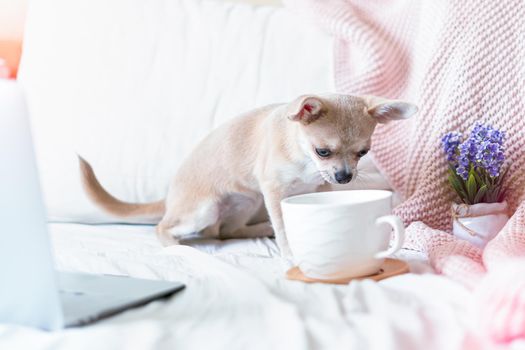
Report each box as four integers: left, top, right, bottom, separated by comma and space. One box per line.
466, 172, 477, 204
448, 167, 459, 182
472, 170, 483, 187
447, 176, 464, 203
449, 167, 469, 193
448, 174, 459, 190
473, 185, 488, 204
459, 190, 471, 204
448, 173, 460, 186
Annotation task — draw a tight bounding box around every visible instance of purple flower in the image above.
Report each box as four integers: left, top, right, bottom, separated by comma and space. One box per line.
469, 123, 506, 177
456, 143, 472, 180
442, 122, 506, 180
476, 141, 505, 177
471, 122, 505, 146
456, 165, 469, 180
441, 132, 462, 163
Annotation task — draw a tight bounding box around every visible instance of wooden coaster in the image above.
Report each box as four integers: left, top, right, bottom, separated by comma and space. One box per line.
286, 258, 409, 285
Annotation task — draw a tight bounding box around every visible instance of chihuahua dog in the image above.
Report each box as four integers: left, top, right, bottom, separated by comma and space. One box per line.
79, 94, 417, 257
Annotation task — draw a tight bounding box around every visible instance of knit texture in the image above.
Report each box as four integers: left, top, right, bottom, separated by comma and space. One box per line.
286, 0, 525, 344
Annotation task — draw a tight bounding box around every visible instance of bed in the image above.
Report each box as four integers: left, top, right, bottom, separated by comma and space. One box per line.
1, 223, 469, 349
1, 0, 472, 348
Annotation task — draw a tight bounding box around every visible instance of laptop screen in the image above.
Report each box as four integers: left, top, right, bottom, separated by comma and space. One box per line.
0, 81, 64, 330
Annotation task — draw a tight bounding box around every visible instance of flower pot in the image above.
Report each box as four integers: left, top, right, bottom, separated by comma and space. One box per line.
451, 201, 509, 248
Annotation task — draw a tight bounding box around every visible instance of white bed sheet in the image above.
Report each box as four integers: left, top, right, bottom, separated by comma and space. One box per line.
0, 223, 472, 350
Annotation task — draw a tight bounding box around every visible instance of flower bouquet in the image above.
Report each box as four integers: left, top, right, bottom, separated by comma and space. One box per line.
441, 122, 509, 248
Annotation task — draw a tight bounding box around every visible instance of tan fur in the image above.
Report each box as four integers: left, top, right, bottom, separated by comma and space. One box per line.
79, 156, 165, 218
79, 94, 417, 257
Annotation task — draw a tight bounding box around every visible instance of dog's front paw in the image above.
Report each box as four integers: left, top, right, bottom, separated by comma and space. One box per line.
156, 229, 181, 247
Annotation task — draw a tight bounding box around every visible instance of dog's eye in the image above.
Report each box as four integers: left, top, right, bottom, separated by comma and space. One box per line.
357, 149, 369, 157
315, 148, 332, 158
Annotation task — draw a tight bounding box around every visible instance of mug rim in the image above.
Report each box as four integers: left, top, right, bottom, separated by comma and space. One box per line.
281, 190, 393, 208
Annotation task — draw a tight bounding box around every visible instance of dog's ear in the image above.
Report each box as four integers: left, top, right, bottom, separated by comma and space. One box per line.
287, 95, 325, 124
365, 96, 418, 124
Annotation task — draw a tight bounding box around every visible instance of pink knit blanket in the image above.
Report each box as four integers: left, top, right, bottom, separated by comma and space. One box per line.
287, 0, 525, 344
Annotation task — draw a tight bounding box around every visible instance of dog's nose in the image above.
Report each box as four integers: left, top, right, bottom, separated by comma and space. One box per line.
335, 170, 353, 184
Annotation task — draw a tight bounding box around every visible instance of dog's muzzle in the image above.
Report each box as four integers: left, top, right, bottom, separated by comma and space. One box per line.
335, 170, 353, 184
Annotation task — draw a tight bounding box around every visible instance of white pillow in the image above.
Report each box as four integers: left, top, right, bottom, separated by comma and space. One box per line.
19, 0, 391, 223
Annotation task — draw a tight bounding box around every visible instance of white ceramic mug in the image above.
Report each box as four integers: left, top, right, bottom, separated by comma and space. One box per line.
281, 190, 405, 280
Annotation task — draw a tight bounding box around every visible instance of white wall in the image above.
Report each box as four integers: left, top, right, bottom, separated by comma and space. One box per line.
0, 0, 28, 40
0, 0, 281, 40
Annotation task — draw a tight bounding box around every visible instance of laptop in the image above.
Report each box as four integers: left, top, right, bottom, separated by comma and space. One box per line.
0, 81, 185, 331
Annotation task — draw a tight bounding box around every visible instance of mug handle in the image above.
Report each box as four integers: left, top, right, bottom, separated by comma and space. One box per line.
374, 215, 405, 259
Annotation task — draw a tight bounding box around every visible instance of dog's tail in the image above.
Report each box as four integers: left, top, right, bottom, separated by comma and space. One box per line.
78, 156, 165, 220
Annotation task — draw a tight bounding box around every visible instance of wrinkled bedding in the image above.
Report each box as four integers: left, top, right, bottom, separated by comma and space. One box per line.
0, 223, 471, 349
